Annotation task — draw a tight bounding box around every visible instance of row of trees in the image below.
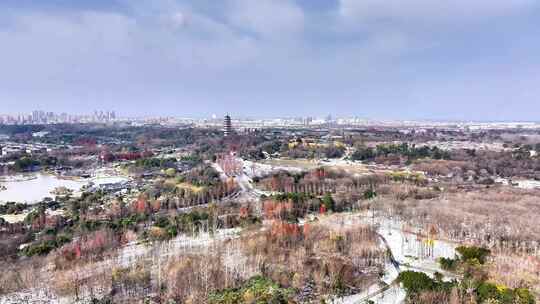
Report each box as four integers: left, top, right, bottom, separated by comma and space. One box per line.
351, 143, 451, 163
257, 168, 385, 195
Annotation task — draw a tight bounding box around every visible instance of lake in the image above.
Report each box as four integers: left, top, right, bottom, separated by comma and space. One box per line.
0, 173, 128, 204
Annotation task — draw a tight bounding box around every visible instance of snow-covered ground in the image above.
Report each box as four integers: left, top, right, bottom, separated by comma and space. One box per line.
378, 218, 457, 274
332, 263, 403, 304
0, 208, 66, 224
90, 176, 129, 187
0, 288, 62, 304
515, 179, 540, 190
210, 161, 228, 181
0, 212, 27, 223
0, 228, 242, 304
213, 158, 277, 202
117, 228, 241, 267
495, 177, 540, 190
2, 157, 461, 304
367, 285, 407, 304
225, 158, 458, 304
243, 159, 305, 177
330, 214, 458, 304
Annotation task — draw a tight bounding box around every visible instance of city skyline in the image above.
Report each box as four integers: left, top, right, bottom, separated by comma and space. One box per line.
3, 110, 540, 125
1, 0, 539, 120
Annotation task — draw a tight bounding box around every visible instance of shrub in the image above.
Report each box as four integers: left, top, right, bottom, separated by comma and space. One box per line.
477, 283, 536, 304
398, 271, 435, 295
438, 257, 458, 271
22, 234, 72, 257
514, 288, 536, 304
22, 240, 57, 257
208, 276, 293, 304
322, 193, 335, 212
363, 189, 377, 200
456, 246, 491, 264
154, 216, 170, 228
477, 282, 511, 304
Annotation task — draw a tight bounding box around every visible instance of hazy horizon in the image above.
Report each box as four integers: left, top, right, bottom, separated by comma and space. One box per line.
1, 0, 539, 121
3, 110, 540, 124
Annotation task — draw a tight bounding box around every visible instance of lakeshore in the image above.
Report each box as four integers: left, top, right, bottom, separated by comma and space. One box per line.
0, 172, 130, 205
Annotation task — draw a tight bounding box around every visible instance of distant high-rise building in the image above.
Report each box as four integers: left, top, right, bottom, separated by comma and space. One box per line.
60, 113, 68, 123
325, 114, 333, 123
224, 114, 233, 137
32, 110, 39, 123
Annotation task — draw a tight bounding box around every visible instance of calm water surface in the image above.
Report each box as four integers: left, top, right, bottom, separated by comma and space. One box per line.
0, 174, 127, 204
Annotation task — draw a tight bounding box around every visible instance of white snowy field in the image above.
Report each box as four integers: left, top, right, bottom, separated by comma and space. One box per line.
330, 214, 458, 304
0, 210, 459, 304
0, 228, 242, 304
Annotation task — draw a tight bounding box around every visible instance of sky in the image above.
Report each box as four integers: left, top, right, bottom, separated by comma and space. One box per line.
1, 0, 539, 120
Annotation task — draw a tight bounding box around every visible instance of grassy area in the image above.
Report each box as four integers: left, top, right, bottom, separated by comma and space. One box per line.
174, 181, 205, 193
163, 176, 206, 193
261, 158, 371, 175
0, 213, 28, 223
330, 163, 370, 174
261, 158, 321, 170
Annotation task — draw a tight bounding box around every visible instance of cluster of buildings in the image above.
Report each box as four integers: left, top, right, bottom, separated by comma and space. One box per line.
0, 110, 117, 125
91, 110, 117, 122
0, 142, 64, 157
194, 116, 332, 130
200, 116, 540, 131
2, 110, 540, 132
198, 115, 472, 130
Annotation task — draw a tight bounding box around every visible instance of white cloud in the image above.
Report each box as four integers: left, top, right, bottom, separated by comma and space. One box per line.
0, 0, 539, 119
334, 0, 539, 65
0, 11, 136, 76
226, 0, 305, 38
0, 4, 265, 89
339, 0, 536, 25
169, 12, 188, 29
